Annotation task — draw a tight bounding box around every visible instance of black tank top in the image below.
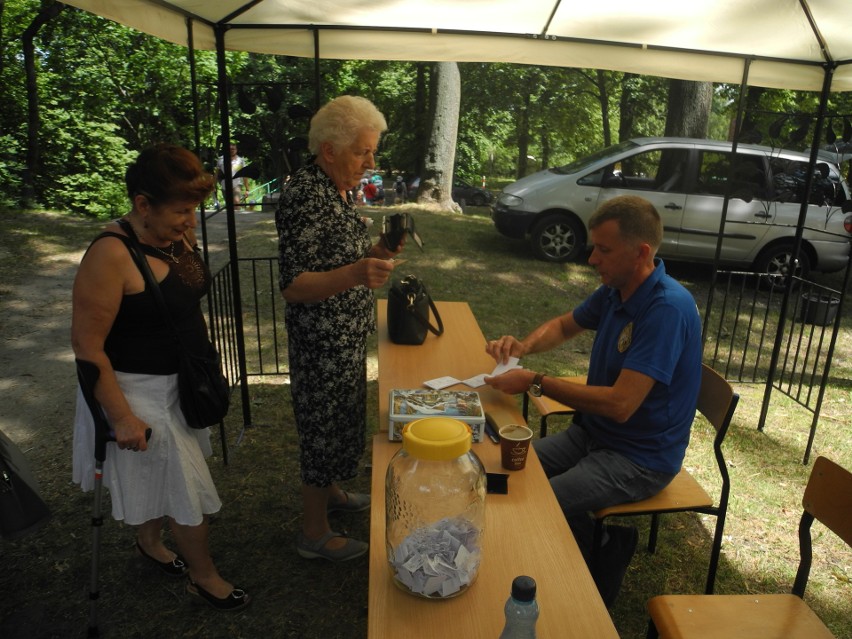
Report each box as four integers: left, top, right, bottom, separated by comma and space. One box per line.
89, 222, 213, 375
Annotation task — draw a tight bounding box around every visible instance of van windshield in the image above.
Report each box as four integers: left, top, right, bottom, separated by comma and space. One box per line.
551, 140, 638, 175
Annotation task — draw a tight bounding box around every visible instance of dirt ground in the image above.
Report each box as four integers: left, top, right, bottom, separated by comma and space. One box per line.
0, 207, 295, 637
0, 208, 258, 444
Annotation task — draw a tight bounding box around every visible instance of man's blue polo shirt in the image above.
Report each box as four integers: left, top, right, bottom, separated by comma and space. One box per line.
571, 259, 702, 474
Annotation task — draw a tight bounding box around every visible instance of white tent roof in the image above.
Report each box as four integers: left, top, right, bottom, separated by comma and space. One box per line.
62, 0, 852, 92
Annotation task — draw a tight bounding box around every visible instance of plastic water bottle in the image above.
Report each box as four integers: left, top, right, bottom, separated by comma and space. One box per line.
498, 575, 539, 638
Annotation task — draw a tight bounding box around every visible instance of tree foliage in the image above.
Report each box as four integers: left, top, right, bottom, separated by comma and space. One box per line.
2, 1, 848, 217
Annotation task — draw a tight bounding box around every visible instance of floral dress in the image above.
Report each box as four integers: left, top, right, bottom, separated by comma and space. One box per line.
275, 162, 375, 487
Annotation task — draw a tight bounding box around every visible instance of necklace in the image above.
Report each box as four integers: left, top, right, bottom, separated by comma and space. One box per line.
124, 215, 180, 264
151, 242, 179, 264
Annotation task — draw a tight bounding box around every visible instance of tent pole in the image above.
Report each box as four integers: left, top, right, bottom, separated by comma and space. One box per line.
215, 24, 254, 434
758, 62, 837, 437
313, 29, 321, 110
703, 59, 752, 348
185, 18, 210, 267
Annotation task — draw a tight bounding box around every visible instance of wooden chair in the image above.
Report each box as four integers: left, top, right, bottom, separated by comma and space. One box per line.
592, 364, 739, 594
647, 455, 852, 639
521, 375, 584, 438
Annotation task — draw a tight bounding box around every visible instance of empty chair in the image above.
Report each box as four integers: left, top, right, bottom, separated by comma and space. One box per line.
647, 455, 852, 638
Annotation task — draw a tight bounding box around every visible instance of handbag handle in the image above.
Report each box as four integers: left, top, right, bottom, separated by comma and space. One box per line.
403, 277, 444, 336
114, 220, 187, 350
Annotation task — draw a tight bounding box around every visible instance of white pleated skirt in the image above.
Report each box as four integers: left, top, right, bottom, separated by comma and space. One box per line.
72, 371, 222, 526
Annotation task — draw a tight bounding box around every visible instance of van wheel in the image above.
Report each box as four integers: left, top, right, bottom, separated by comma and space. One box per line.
531, 214, 585, 263
753, 244, 811, 290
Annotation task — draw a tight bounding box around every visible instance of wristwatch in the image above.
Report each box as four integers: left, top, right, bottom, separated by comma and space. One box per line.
529, 373, 545, 398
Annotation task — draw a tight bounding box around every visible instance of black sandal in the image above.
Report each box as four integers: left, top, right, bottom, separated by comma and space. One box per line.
186, 580, 251, 612
135, 541, 188, 577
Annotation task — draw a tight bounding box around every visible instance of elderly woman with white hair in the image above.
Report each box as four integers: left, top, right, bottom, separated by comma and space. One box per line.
275, 95, 402, 561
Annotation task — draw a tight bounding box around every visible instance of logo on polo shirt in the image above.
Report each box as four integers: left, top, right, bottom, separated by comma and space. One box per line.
618, 322, 633, 353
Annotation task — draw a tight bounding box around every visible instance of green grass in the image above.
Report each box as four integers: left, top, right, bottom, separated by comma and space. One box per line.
230, 203, 852, 637
0, 205, 849, 638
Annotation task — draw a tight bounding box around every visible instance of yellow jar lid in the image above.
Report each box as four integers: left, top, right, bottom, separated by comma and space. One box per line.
402, 418, 472, 461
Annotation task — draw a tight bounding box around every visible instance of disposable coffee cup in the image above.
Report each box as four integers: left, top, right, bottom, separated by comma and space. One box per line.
499, 424, 534, 470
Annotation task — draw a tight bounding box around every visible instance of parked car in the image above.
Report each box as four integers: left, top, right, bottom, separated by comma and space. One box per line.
491, 137, 852, 281
452, 180, 494, 207
406, 177, 494, 207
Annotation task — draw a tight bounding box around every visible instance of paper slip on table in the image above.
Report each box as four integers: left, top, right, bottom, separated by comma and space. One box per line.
368, 300, 617, 638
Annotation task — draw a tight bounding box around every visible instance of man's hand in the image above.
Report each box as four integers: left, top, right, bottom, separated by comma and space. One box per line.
485, 335, 527, 365
484, 368, 535, 395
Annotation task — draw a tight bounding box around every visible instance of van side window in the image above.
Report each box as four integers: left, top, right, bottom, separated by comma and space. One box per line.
601, 149, 688, 192
696, 151, 767, 200
577, 168, 605, 186
769, 157, 845, 206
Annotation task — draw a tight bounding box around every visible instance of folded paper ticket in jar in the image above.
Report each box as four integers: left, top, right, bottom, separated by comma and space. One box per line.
389, 516, 481, 598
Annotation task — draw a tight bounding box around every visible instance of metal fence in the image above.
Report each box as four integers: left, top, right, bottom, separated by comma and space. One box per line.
703, 270, 843, 462
208, 257, 288, 386
209, 258, 843, 464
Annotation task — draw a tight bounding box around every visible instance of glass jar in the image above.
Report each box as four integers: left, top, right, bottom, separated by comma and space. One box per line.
385, 417, 487, 599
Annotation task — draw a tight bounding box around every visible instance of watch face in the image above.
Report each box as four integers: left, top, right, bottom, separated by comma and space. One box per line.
530, 384, 542, 397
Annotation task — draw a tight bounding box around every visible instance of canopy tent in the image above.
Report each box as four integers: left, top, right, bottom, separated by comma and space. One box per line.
60, 0, 852, 459
62, 0, 852, 92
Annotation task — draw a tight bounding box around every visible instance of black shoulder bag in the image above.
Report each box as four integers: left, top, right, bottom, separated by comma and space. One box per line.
117, 222, 230, 429
387, 275, 444, 345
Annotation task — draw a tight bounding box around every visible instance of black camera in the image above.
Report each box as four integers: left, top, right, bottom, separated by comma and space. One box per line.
382, 213, 423, 251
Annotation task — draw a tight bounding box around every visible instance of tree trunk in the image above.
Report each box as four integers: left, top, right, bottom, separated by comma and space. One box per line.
411, 63, 429, 196
737, 86, 766, 142
664, 79, 713, 138
516, 90, 531, 180
618, 74, 638, 142
596, 70, 612, 147
22, 1, 65, 205
418, 62, 460, 211
0, 0, 6, 81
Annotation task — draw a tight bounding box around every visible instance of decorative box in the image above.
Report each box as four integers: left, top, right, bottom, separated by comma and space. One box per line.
389, 389, 485, 442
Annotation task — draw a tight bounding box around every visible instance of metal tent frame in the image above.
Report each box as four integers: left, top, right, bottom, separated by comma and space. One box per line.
63, 1, 852, 462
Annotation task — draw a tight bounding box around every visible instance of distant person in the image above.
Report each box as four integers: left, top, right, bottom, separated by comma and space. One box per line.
362, 179, 378, 205
275, 95, 403, 562
485, 195, 702, 607
71, 143, 250, 611
216, 143, 250, 209
356, 178, 369, 206
371, 173, 385, 205
394, 175, 408, 204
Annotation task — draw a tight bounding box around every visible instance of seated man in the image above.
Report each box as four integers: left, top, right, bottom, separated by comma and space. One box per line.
485, 195, 702, 606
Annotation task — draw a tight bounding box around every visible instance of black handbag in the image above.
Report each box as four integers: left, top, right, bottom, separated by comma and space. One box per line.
173, 339, 230, 430
118, 223, 230, 429
387, 275, 444, 345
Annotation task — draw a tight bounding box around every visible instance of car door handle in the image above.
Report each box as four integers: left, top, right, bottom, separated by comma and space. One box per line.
664, 203, 682, 210
754, 212, 771, 219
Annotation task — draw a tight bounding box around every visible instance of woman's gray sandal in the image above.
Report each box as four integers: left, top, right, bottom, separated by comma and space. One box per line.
296, 531, 368, 562
327, 490, 371, 514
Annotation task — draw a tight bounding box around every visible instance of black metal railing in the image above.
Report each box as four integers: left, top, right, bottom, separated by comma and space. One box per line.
210, 257, 844, 464
703, 270, 843, 463
208, 257, 288, 387
703, 271, 841, 411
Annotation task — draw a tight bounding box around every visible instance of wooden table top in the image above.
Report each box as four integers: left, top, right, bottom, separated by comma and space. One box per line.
368, 300, 618, 638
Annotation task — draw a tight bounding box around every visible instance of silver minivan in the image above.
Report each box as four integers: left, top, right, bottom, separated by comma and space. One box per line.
492, 137, 852, 280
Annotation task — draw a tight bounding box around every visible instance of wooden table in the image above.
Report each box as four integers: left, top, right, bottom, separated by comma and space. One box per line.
368, 300, 618, 638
